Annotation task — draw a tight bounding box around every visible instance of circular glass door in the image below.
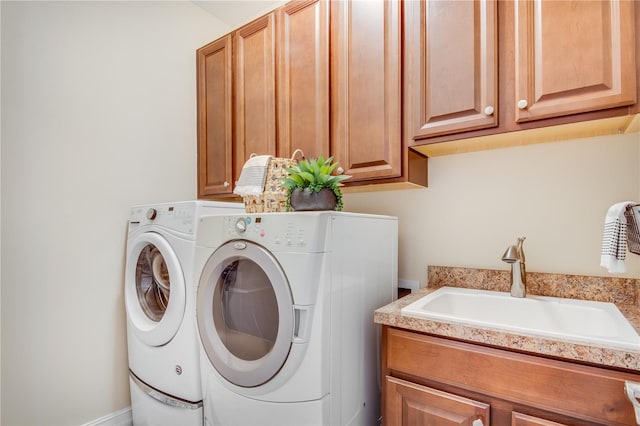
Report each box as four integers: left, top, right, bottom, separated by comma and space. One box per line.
197, 240, 294, 388
125, 232, 186, 346
136, 243, 171, 321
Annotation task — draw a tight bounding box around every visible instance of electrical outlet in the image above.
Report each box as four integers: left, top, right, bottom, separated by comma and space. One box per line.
398, 278, 419, 293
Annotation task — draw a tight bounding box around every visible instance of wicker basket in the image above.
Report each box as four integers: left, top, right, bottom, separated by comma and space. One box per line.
625, 204, 640, 255
242, 150, 303, 213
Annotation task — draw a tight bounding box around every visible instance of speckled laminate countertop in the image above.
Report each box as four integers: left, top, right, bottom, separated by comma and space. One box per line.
374, 266, 640, 372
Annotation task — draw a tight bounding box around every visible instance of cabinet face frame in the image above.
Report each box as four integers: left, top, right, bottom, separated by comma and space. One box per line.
514, 0, 637, 122
406, 0, 498, 140
197, 35, 235, 197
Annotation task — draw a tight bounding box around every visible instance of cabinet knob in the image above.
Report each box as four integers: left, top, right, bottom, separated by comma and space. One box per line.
624, 381, 640, 424
517, 99, 528, 110
337, 167, 344, 175
484, 106, 494, 116
223, 181, 230, 188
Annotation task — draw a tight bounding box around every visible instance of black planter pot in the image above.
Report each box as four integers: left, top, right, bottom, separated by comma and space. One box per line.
289, 188, 337, 211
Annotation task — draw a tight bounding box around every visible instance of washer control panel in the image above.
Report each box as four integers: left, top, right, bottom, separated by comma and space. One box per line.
129, 204, 196, 234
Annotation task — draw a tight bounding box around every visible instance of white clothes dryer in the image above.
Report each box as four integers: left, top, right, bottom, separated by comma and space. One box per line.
195, 212, 398, 426
125, 200, 243, 425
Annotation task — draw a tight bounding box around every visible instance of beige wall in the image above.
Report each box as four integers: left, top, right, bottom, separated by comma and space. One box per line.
0, 2, 3, 422
0, 1, 232, 424
1, 1, 639, 425
344, 133, 640, 285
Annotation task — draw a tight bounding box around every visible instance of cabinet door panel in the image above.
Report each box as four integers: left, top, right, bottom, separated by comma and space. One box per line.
512, 412, 568, 426
406, 0, 498, 140
515, 0, 636, 122
235, 13, 277, 174
197, 35, 234, 197
277, 0, 329, 159
385, 376, 489, 426
331, 0, 401, 181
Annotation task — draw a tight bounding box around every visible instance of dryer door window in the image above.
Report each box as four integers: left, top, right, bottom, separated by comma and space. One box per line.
125, 232, 186, 347
216, 258, 279, 360
197, 240, 294, 388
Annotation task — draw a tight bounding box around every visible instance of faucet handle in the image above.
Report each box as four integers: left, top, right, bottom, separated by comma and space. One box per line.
502, 237, 526, 263
517, 237, 526, 261
501, 245, 519, 263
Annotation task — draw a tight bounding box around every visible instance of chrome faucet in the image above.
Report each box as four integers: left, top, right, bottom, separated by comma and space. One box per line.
501, 237, 526, 298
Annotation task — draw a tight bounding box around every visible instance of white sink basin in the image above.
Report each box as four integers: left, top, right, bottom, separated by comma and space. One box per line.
401, 286, 640, 350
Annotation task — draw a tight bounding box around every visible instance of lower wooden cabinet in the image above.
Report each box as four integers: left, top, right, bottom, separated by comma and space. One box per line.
382, 326, 640, 426
385, 376, 577, 426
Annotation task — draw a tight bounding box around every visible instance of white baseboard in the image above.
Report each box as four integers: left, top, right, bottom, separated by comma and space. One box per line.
82, 407, 132, 426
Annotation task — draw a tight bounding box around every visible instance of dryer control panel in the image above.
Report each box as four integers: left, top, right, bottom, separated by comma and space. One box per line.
219, 213, 332, 253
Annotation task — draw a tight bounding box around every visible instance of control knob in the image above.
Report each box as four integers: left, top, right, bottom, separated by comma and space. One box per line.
235, 218, 247, 233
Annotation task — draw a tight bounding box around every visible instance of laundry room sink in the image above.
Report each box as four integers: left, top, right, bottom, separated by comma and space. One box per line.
401, 286, 640, 350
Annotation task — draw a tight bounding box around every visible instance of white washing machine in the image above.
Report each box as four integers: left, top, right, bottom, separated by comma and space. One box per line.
194, 211, 398, 426
125, 200, 243, 425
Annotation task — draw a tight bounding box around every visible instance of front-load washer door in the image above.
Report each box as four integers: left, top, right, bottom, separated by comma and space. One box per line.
197, 240, 294, 388
125, 232, 186, 347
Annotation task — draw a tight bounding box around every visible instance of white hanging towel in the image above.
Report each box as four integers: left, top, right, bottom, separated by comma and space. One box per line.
600, 201, 636, 273
233, 155, 272, 197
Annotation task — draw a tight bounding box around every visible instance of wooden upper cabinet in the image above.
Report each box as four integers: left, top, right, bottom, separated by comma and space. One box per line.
197, 35, 234, 197
197, 0, 427, 196
277, 0, 330, 159
515, 0, 637, 123
405, 0, 498, 140
234, 13, 278, 175
330, 0, 402, 182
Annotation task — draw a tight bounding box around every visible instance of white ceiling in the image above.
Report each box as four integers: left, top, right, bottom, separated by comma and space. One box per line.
193, 0, 287, 28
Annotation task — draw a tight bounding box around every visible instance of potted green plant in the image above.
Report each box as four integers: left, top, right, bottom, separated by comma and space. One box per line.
279, 155, 351, 211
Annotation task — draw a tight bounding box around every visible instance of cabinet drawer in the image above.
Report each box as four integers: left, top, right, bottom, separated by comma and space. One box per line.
385, 327, 639, 425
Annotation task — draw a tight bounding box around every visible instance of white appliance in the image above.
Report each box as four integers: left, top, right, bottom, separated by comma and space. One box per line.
125, 200, 243, 425
195, 211, 398, 426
